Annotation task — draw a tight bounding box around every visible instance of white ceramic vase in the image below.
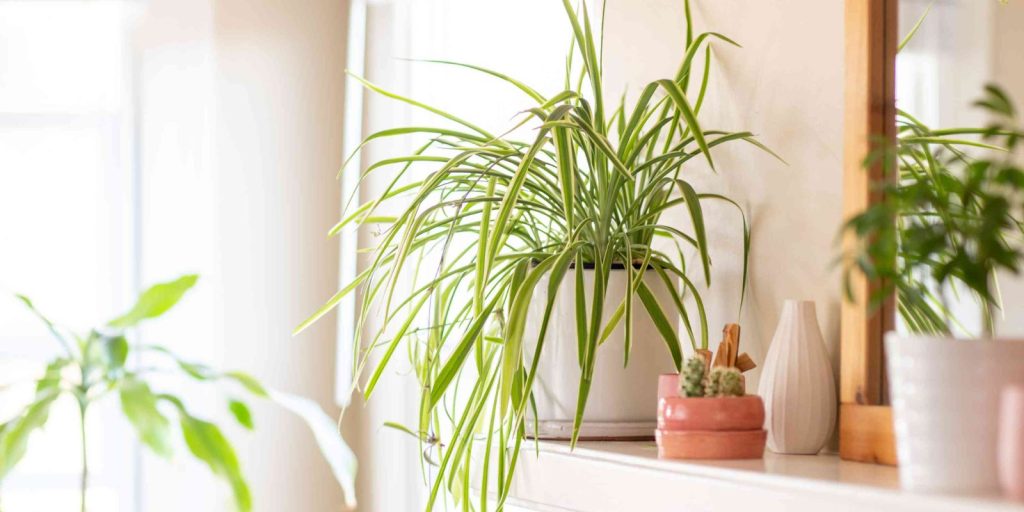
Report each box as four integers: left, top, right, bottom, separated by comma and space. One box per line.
523, 267, 677, 440
758, 300, 836, 454
886, 334, 1024, 493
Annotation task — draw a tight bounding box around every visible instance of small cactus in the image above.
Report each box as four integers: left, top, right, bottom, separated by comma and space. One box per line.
705, 367, 744, 397
678, 357, 706, 397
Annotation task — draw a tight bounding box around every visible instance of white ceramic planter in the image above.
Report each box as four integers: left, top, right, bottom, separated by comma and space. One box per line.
886, 334, 1024, 494
758, 300, 836, 455
523, 267, 677, 439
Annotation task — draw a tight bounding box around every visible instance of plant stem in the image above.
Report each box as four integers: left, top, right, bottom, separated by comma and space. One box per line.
78, 398, 88, 512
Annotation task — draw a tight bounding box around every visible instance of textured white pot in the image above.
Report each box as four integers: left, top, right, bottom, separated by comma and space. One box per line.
758, 300, 836, 454
886, 334, 1024, 494
523, 267, 677, 439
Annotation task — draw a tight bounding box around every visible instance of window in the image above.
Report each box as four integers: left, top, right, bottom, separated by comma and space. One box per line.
0, 2, 139, 510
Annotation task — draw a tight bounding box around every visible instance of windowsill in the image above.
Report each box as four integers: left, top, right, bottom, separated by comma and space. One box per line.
500, 441, 1024, 512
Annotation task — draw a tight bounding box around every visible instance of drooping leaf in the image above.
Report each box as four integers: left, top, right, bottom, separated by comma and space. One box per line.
0, 389, 59, 480
120, 378, 173, 459
268, 390, 357, 509
179, 413, 252, 512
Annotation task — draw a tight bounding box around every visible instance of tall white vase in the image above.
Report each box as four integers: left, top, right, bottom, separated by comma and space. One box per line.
758, 300, 836, 454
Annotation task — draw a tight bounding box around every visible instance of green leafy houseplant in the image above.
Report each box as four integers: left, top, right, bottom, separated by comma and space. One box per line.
0, 275, 356, 512
299, 1, 775, 509
843, 85, 1024, 337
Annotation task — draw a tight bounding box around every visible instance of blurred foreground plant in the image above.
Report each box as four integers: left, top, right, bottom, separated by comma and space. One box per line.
0, 275, 356, 512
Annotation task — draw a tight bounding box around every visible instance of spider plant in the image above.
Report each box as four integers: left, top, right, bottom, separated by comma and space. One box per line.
297, 1, 775, 509
844, 85, 1024, 338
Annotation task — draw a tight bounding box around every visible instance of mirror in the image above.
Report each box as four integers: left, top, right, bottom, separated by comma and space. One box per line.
840, 0, 1024, 466
894, 0, 1024, 338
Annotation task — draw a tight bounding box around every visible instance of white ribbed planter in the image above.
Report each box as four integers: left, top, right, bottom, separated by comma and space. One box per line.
524, 267, 677, 440
758, 300, 836, 455
886, 335, 1024, 494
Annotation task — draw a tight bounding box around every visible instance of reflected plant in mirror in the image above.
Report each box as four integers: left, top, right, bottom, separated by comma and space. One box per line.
844, 85, 1024, 338
0, 275, 356, 512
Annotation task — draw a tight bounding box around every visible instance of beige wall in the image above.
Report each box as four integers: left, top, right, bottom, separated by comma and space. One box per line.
211, 0, 348, 511
603, 0, 846, 385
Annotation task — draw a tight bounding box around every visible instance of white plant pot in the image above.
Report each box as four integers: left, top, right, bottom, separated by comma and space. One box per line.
523, 267, 677, 440
886, 334, 1024, 494
758, 300, 836, 454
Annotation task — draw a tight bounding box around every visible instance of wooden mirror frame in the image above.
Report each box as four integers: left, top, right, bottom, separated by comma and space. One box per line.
839, 0, 899, 465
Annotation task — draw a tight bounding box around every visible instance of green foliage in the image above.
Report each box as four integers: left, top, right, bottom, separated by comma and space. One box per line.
0, 389, 59, 481
678, 357, 707, 397
120, 378, 174, 459
704, 367, 743, 397
297, 3, 776, 508
844, 85, 1024, 337
228, 400, 255, 430
1, 275, 356, 511
107, 274, 199, 327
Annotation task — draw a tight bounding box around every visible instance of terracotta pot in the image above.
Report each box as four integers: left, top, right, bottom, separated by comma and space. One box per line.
655, 373, 767, 459
658, 395, 765, 431
656, 429, 767, 460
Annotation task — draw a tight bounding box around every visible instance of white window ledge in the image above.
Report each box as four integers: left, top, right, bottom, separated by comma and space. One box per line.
499, 441, 1024, 512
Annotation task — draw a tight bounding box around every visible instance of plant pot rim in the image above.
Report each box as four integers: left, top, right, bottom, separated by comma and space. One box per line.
661, 395, 761, 402
529, 259, 656, 270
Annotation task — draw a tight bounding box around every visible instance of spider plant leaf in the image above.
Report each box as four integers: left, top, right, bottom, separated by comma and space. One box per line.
429, 293, 502, 408
406, 58, 546, 104
349, 73, 493, 139
500, 254, 559, 417
652, 264, 696, 351
675, 32, 741, 88
574, 255, 589, 365
902, 136, 1008, 152
364, 289, 432, 398
636, 280, 682, 371
673, 179, 712, 285
656, 79, 714, 170
898, 1, 933, 54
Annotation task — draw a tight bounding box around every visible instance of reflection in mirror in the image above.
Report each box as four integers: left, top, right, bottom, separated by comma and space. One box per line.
891, 0, 1024, 337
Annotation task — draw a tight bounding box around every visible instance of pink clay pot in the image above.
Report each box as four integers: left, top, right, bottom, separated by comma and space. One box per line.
658, 395, 765, 431
656, 429, 767, 460
1001, 385, 1024, 502
655, 373, 767, 459
657, 373, 765, 431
